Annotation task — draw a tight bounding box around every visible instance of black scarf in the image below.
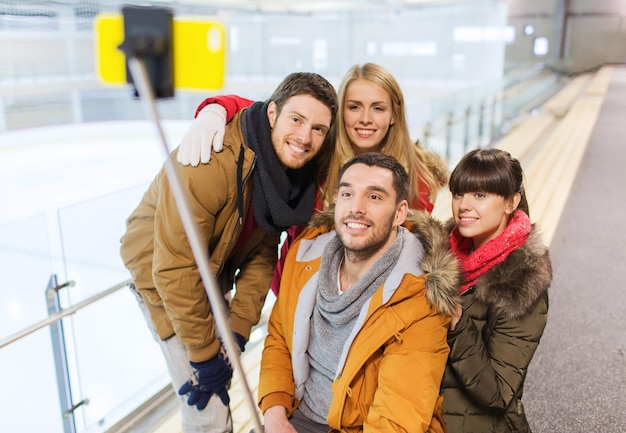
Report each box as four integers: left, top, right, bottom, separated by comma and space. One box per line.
242, 101, 317, 233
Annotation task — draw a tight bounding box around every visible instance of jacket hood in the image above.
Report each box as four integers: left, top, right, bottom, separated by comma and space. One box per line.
422, 145, 450, 187
309, 208, 460, 315
445, 219, 552, 319
477, 226, 551, 319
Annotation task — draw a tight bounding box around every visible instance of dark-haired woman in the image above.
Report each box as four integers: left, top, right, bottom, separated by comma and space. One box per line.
442, 148, 552, 433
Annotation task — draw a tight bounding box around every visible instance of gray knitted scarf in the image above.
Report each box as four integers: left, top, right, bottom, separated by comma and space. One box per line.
298, 229, 404, 422
317, 230, 403, 323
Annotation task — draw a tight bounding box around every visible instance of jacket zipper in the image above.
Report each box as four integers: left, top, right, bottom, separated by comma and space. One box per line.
216, 144, 256, 278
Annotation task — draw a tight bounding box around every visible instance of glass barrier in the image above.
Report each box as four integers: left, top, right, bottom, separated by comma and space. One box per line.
0, 215, 54, 334
0, 215, 63, 432
0, 187, 172, 432
56, 186, 169, 432
0, 326, 65, 432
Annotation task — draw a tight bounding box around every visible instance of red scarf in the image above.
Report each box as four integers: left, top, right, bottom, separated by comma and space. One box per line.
450, 210, 531, 295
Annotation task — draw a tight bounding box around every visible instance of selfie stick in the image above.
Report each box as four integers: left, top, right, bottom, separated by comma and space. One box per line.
119, 10, 264, 433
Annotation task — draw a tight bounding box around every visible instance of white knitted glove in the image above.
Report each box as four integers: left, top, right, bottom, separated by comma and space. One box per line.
177, 104, 227, 166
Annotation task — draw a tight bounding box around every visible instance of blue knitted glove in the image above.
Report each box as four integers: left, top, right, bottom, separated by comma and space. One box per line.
178, 355, 231, 409
178, 333, 246, 409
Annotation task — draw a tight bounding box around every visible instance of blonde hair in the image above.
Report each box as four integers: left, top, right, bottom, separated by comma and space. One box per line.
320, 63, 440, 209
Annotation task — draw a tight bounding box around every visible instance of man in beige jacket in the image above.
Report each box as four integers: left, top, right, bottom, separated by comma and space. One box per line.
120, 72, 337, 433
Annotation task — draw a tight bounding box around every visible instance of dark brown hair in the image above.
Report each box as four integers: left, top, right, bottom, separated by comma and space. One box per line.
268, 72, 338, 125
449, 148, 529, 217
338, 152, 409, 203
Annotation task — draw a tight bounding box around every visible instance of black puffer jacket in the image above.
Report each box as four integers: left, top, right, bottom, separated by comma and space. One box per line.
442, 222, 552, 433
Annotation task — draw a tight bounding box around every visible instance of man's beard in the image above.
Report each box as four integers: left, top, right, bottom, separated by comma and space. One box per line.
337, 213, 396, 263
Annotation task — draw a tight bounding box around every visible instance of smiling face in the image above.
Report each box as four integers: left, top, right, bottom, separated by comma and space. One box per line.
267, 94, 332, 170
342, 79, 396, 154
334, 163, 407, 263
452, 191, 520, 249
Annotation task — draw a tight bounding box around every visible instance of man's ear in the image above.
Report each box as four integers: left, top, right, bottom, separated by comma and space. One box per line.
394, 200, 409, 227
267, 101, 277, 128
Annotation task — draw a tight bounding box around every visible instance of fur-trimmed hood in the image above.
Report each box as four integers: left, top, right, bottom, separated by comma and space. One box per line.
421, 145, 450, 187
309, 208, 460, 315
445, 219, 552, 319
476, 226, 552, 319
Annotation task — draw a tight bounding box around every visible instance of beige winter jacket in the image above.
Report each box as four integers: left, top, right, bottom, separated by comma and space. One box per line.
120, 110, 279, 362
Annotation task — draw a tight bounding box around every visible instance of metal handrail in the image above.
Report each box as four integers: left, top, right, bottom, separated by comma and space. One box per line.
0, 278, 131, 350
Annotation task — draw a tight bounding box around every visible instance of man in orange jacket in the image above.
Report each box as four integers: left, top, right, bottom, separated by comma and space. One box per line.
258, 152, 459, 433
